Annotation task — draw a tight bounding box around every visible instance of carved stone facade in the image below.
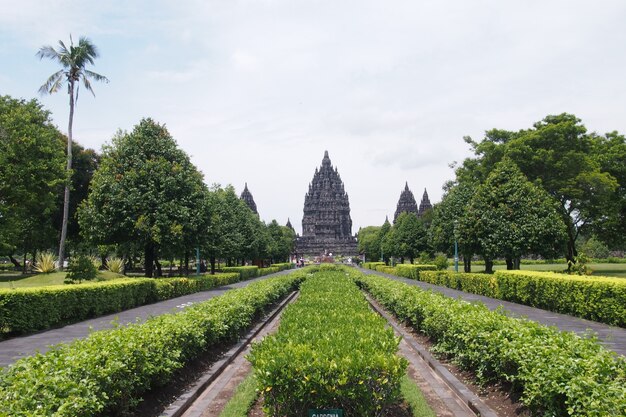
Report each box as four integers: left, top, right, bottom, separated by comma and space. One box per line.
394, 182, 418, 222
296, 151, 358, 257
394, 183, 432, 222
240, 183, 258, 215
418, 188, 433, 216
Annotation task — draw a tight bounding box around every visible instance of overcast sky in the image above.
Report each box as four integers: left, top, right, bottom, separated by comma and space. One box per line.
2, 0, 626, 234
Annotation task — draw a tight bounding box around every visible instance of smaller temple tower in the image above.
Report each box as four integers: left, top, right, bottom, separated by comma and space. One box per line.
240, 183, 258, 215
418, 188, 432, 216
394, 182, 418, 223
286, 218, 295, 232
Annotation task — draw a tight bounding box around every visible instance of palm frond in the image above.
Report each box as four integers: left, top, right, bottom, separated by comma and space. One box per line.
38, 70, 65, 95
84, 69, 109, 83
36, 45, 60, 61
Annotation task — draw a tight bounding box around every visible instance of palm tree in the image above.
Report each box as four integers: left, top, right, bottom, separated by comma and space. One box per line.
37, 35, 108, 270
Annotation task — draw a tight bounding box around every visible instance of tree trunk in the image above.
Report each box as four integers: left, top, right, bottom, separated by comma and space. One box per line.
22, 252, 27, 274
514, 258, 521, 270
144, 243, 154, 277
485, 259, 494, 274
9, 255, 21, 268
155, 259, 162, 277
210, 256, 216, 275
463, 256, 471, 273
505, 258, 513, 270
184, 252, 190, 276
58, 82, 74, 272
566, 225, 578, 270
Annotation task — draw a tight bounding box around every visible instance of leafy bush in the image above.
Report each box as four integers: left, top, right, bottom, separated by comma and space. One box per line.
269, 262, 294, 271
580, 236, 611, 259
221, 266, 258, 280
363, 262, 385, 270
568, 252, 593, 276
356, 273, 626, 417
33, 252, 56, 273
433, 253, 449, 271
106, 257, 125, 274
0, 273, 303, 416
394, 264, 437, 279
65, 255, 99, 284
249, 269, 406, 416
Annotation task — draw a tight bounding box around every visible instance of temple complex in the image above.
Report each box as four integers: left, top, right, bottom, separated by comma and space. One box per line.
240, 183, 258, 215
394, 183, 432, 222
295, 151, 358, 257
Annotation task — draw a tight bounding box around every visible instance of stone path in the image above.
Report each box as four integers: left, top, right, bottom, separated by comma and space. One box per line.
0, 270, 295, 369
360, 268, 626, 357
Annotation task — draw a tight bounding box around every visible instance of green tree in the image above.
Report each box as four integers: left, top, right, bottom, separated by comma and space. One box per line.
357, 226, 382, 262
52, 139, 100, 250
265, 220, 295, 264
590, 131, 626, 250
379, 217, 391, 264
465, 158, 567, 272
460, 114, 618, 264
0, 96, 65, 269
382, 212, 427, 264
429, 181, 477, 272
38, 35, 109, 270
78, 118, 208, 277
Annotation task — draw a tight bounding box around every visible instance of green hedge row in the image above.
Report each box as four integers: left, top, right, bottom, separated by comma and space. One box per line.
249, 268, 406, 416
0, 272, 240, 337
394, 264, 437, 279
0, 273, 304, 416
363, 261, 385, 270
417, 270, 626, 327
220, 263, 293, 280
356, 273, 626, 417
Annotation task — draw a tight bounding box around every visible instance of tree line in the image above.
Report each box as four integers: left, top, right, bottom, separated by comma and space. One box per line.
359, 113, 625, 272
0, 98, 294, 276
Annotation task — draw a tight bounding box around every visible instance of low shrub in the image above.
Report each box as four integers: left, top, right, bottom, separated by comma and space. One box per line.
221, 266, 258, 280
363, 262, 385, 270
33, 252, 56, 274
0, 273, 303, 416
249, 269, 406, 416
0, 272, 242, 337
394, 264, 437, 280
420, 270, 498, 297
269, 262, 294, 271
65, 255, 99, 284
106, 257, 124, 274
258, 267, 279, 276
0, 279, 155, 335
356, 273, 626, 417
433, 254, 449, 271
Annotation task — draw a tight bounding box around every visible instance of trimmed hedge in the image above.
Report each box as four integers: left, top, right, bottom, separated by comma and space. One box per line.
269, 262, 294, 271
0, 273, 304, 416
394, 264, 437, 279
249, 268, 406, 416
416, 270, 626, 327
363, 262, 385, 270
356, 273, 626, 417
221, 266, 259, 280
0, 272, 240, 337
495, 270, 626, 327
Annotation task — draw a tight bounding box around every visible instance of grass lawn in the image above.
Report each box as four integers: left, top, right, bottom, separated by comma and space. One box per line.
0, 270, 124, 289
448, 262, 626, 278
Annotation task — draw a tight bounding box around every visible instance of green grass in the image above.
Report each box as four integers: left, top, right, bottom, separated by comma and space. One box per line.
447, 262, 626, 278
218, 372, 436, 417
400, 374, 437, 417
0, 270, 124, 288
219, 373, 259, 417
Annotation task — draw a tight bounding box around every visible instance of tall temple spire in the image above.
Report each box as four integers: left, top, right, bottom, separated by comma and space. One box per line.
418, 188, 432, 216
286, 217, 294, 232
394, 182, 418, 223
240, 183, 258, 215
296, 151, 358, 256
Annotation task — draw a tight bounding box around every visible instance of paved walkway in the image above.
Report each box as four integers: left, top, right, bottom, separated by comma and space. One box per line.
0, 270, 295, 369
360, 268, 626, 357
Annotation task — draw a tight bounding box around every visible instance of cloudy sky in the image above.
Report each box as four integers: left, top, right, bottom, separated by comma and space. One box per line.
2, 0, 626, 234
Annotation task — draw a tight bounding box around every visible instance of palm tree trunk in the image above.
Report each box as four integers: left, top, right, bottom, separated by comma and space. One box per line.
58, 82, 74, 271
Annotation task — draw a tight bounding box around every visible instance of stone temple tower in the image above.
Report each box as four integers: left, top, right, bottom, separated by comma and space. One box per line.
394, 182, 419, 223
240, 183, 258, 215
418, 188, 432, 216
296, 151, 358, 256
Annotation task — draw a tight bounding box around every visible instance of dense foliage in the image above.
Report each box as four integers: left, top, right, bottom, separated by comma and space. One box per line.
441, 114, 625, 268
356, 273, 626, 417
0, 96, 65, 261
79, 119, 209, 277
249, 267, 407, 416
0, 273, 302, 416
